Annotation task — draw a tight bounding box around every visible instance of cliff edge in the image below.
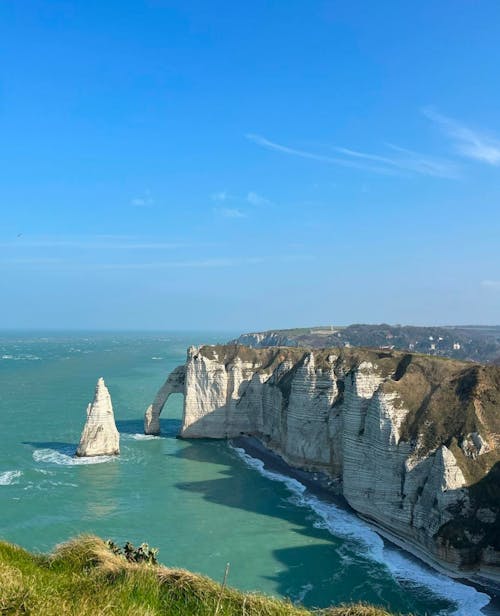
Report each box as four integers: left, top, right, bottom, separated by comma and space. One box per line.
145, 344, 500, 584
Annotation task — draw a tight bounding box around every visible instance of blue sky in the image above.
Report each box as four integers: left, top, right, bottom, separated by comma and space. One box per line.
1, 1, 499, 330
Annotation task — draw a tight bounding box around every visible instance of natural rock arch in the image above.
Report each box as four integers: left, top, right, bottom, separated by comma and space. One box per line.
144, 365, 186, 434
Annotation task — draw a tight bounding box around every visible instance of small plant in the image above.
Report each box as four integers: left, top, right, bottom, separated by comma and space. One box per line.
105, 539, 159, 565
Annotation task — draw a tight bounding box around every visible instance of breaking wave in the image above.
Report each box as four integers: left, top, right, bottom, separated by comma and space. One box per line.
0, 470, 22, 485
33, 447, 116, 466
1, 354, 40, 361
230, 445, 491, 616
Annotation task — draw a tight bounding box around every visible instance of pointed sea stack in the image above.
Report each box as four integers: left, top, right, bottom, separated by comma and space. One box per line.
76, 377, 120, 457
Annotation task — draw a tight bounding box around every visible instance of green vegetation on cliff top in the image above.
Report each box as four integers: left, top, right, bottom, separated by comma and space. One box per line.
0, 535, 399, 616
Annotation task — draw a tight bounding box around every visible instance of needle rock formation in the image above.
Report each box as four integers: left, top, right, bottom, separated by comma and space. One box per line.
76, 377, 120, 457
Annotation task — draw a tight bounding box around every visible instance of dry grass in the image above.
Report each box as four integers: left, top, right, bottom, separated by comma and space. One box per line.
0, 535, 400, 616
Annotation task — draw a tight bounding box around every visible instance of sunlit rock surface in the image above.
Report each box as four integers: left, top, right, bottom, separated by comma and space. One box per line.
76, 378, 120, 457
146, 344, 500, 583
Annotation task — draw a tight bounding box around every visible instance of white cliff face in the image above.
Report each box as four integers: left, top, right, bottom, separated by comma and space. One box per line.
182, 347, 267, 437
234, 332, 298, 348
144, 365, 185, 434
145, 344, 500, 579
76, 378, 120, 457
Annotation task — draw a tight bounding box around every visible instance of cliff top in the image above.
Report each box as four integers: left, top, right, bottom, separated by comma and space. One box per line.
196, 344, 500, 485
0, 535, 396, 616
232, 324, 500, 364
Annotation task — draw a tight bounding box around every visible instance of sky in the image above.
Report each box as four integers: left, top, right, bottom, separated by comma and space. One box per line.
1, 0, 499, 330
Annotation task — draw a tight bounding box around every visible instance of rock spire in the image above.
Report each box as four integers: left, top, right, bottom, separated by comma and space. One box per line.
76, 377, 120, 457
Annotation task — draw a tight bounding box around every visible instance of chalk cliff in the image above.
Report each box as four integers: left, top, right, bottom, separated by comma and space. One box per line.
76, 378, 120, 457
145, 344, 500, 583
144, 365, 185, 435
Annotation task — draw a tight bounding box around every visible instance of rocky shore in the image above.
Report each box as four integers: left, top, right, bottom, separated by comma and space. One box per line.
231, 435, 500, 613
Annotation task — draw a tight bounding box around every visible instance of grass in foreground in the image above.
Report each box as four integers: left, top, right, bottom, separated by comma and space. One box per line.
0, 535, 399, 616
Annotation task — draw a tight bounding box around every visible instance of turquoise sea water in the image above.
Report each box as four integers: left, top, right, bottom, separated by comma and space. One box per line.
0, 332, 493, 615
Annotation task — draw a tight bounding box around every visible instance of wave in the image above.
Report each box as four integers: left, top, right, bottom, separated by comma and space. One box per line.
119, 433, 163, 442
33, 448, 117, 466
230, 445, 491, 616
0, 470, 22, 485
1, 354, 40, 361
23, 479, 78, 490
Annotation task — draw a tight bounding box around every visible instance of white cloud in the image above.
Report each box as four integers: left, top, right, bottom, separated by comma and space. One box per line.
246, 191, 272, 206
246, 133, 362, 167
423, 108, 500, 166
131, 190, 154, 207
211, 191, 229, 202
215, 207, 247, 219
334, 144, 458, 178
246, 133, 456, 178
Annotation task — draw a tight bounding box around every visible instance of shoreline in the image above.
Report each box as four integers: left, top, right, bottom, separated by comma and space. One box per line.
231, 435, 500, 616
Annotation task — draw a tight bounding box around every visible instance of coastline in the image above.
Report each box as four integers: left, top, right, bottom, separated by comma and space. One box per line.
231, 435, 500, 616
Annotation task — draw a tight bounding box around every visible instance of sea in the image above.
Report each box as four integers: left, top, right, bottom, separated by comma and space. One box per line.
0, 331, 495, 616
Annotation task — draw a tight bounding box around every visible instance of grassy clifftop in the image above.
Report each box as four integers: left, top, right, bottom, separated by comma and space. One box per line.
0, 535, 398, 616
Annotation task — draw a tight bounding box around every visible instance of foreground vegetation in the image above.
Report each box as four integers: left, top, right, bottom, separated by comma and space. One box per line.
0, 535, 399, 615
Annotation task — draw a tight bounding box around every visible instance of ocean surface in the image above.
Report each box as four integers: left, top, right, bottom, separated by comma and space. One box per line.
0, 331, 494, 615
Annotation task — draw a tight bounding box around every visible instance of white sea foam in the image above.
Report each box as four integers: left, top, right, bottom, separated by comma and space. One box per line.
131, 433, 162, 440
295, 582, 313, 603
0, 470, 22, 485
0, 354, 40, 361
34, 468, 54, 475
230, 445, 491, 616
120, 433, 162, 441
24, 479, 78, 490
33, 448, 116, 466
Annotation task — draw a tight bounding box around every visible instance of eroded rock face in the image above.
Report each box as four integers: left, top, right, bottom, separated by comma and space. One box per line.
144, 365, 185, 434
76, 378, 120, 457
146, 344, 500, 581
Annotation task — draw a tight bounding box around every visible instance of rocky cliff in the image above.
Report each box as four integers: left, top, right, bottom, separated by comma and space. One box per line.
76, 377, 120, 457
145, 344, 500, 584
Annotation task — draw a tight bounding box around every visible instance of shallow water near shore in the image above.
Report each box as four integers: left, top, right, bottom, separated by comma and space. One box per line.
0, 331, 494, 615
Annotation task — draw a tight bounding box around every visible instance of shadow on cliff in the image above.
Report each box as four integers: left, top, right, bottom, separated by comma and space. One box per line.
168, 439, 450, 614
437, 460, 500, 557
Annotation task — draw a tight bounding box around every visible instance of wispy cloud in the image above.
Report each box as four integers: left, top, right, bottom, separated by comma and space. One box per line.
211, 191, 229, 202
98, 257, 264, 269
214, 207, 247, 219
481, 280, 500, 289
246, 133, 362, 168
0, 254, 314, 271
0, 258, 64, 265
0, 237, 206, 250
246, 191, 272, 206
246, 133, 456, 178
131, 190, 154, 207
210, 191, 273, 217
423, 108, 500, 166
334, 144, 458, 178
